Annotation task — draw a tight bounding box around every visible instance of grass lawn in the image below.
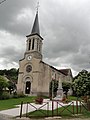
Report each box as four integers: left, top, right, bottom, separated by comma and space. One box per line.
0, 96, 80, 111
68, 96, 81, 101
0, 96, 36, 111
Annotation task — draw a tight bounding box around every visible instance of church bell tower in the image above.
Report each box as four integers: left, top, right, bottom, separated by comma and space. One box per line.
25, 11, 43, 60
17, 9, 43, 95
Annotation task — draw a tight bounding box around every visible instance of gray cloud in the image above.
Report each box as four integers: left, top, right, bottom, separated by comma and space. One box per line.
0, 45, 24, 68
0, 0, 37, 35
41, 0, 90, 75
0, 0, 90, 75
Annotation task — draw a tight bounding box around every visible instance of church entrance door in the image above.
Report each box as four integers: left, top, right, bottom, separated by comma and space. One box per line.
25, 81, 31, 94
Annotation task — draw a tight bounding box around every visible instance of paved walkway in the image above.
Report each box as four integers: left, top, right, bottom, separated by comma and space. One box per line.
0, 114, 15, 120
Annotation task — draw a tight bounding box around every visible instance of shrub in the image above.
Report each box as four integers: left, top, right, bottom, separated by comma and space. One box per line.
35, 96, 43, 104
13, 92, 25, 98
82, 96, 90, 103
0, 92, 10, 100
61, 96, 70, 103
17, 93, 25, 98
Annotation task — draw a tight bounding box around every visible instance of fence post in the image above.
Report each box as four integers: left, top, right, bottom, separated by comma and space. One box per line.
80, 101, 81, 113
26, 102, 28, 117
20, 101, 23, 118
87, 99, 90, 111
47, 102, 49, 117
57, 101, 58, 116
72, 101, 74, 114
76, 100, 78, 114
52, 100, 54, 117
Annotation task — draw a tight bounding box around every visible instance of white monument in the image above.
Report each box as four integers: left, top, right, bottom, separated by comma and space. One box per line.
54, 78, 63, 100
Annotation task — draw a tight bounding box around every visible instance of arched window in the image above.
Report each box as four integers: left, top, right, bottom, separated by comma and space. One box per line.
32, 38, 35, 50
28, 39, 31, 50
37, 40, 38, 51
39, 42, 41, 52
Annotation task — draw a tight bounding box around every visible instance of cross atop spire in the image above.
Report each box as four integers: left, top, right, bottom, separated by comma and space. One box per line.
36, 1, 40, 13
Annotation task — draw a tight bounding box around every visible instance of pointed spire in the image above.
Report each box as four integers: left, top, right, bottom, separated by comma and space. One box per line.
31, 9, 40, 35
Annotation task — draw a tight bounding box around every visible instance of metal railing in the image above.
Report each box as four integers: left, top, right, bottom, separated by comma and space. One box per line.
19, 100, 89, 118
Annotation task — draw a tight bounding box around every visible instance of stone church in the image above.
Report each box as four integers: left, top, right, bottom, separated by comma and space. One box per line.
17, 10, 73, 96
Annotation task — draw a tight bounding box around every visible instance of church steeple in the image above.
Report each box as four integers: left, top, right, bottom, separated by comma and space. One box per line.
25, 6, 43, 60
31, 11, 40, 35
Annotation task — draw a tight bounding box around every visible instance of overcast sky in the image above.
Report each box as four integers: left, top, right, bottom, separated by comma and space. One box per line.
0, 0, 90, 76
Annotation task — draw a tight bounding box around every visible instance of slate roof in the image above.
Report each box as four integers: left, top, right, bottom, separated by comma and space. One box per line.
31, 11, 40, 35
59, 69, 72, 76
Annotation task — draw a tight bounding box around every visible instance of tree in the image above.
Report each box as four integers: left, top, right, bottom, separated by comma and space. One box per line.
62, 82, 71, 98
49, 80, 58, 98
72, 70, 90, 97
0, 68, 18, 83
0, 75, 8, 95
8, 81, 17, 94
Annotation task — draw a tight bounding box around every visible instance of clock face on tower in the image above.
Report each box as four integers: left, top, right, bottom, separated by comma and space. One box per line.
26, 65, 32, 73
27, 55, 32, 61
